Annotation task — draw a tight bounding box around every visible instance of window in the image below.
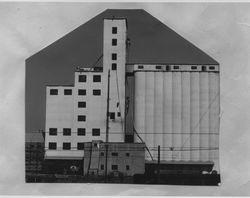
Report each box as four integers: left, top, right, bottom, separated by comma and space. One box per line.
93, 89, 101, 96
77, 128, 86, 136
117, 112, 121, 117
78, 101, 86, 108
191, 66, 197, 70
173, 66, 179, 69
92, 128, 100, 136
78, 89, 86, 95
112, 63, 117, 70
166, 65, 170, 71
156, 65, 161, 69
63, 142, 71, 150
202, 66, 206, 71
93, 75, 101, 82
64, 89, 72, 95
49, 128, 57, 136
126, 153, 130, 157
100, 164, 104, 170
100, 152, 104, 156
79, 75, 87, 82
48, 142, 57, 150
109, 112, 115, 120
112, 39, 117, 46
112, 27, 117, 34
126, 165, 130, 170
93, 143, 98, 147
138, 65, 144, 69
77, 142, 84, 150
111, 152, 118, 156
63, 128, 71, 136
78, 115, 86, 122
209, 66, 215, 70
112, 53, 117, 60
111, 165, 118, 170
50, 89, 58, 95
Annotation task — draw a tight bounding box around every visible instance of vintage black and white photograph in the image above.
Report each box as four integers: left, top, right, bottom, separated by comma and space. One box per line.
0, 1, 250, 196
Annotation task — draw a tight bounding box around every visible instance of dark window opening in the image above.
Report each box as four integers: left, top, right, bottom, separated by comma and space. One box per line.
93, 143, 98, 147
78, 89, 86, 95
112, 27, 117, 34
64, 89, 72, 95
63, 142, 71, 150
78, 115, 86, 122
111, 152, 118, 156
78, 101, 86, 108
112, 53, 117, 60
117, 112, 121, 117
77, 128, 86, 136
100, 152, 104, 156
63, 128, 71, 136
93, 89, 101, 96
93, 75, 101, 82
50, 89, 58, 95
79, 75, 87, 82
92, 128, 100, 136
49, 128, 57, 136
126, 153, 130, 157
112, 39, 117, 46
166, 65, 170, 71
111, 165, 118, 170
112, 63, 117, 70
77, 143, 84, 150
48, 142, 57, 150
173, 66, 179, 69
202, 66, 206, 71
126, 165, 130, 170
138, 65, 144, 69
191, 66, 197, 70
109, 112, 115, 120
100, 164, 104, 170
209, 66, 215, 70
156, 65, 161, 69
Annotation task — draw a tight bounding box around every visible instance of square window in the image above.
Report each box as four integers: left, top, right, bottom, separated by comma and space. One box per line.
78, 115, 86, 122
138, 65, 144, 69
112, 63, 117, 70
100, 164, 104, 170
126, 153, 130, 157
49, 128, 57, 136
77, 142, 84, 150
109, 112, 115, 120
92, 128, 100, 136
111, 165, 118, 170
63, 128, 71, 136
77, 128, 86, 136
112, 27, 117, 34
126, 165, 130, 170
112, 39, 117, 46
48, 142, 57, 150
78, 101, 86, 108
93, 75, 101, 82
117, 112, 121, 117
64, 89, 72, 95
191, 66, 197, 70
50, 89, 58, 95
111, 152, 118, 156
156, 65, 161, 69
209, 66, 215, 70
173, 66, 179, 69
63, 142, 71, 150
112, 53, 117, 60
79, 75, 87, 82
78, 89, 86, 95
166, 65, 170, 71
93, 89, 101, 96
202, 66, 206, 71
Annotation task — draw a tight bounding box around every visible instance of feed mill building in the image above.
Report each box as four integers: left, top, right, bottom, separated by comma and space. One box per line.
26, 9, 220, 180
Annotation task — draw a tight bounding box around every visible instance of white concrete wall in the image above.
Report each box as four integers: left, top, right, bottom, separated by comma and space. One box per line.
134, 65, 220, 170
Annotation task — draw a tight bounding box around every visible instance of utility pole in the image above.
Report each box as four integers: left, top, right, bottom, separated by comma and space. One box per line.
157, 145, 160, 184
105, 70, 110, 182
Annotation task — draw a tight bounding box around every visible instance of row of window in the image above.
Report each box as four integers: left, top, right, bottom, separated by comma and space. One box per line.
50, 89, 101, 96
78, 75, 101, 83
48, 142, 84, 150
100, 164, 130, 171
49, 128, 100, 136
138, 65, 216, 71
99, 152, 130, 157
